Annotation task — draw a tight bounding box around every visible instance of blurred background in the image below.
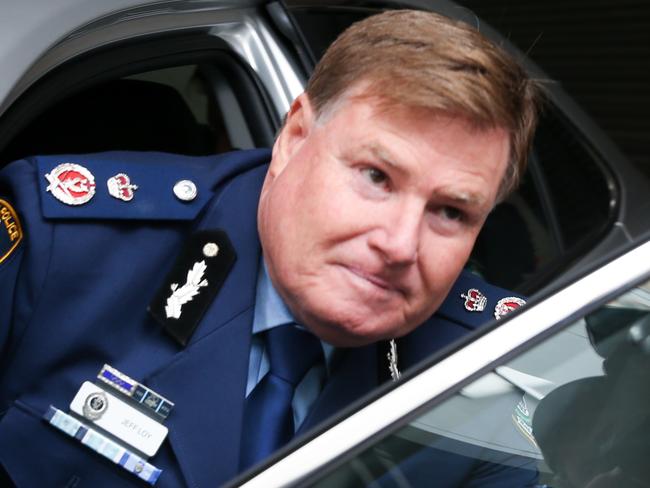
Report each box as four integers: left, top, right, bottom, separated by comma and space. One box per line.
458, 0, 649, 176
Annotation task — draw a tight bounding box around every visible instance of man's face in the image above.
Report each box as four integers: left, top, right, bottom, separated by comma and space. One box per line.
258, 89, 509, 346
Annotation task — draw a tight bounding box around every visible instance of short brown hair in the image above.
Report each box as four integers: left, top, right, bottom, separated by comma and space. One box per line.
306, 10, 542, 199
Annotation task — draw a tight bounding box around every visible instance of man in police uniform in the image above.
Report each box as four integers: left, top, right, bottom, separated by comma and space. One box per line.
0, 10, 540, 488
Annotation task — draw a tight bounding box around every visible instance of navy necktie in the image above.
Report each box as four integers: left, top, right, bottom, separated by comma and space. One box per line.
239, 324, 324, 471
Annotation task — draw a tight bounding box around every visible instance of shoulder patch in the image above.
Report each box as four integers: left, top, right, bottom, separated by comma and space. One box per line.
0, 199, 23, 264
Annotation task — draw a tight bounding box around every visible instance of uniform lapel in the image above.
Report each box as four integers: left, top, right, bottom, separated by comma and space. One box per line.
145, 164, 268, 487
148, 309, 254, 488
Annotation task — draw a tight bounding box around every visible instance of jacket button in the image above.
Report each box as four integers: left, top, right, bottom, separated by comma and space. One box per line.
203, 242, 219, 257
173, 180, 198, 202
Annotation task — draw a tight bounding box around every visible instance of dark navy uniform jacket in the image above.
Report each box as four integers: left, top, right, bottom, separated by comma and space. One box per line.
0, 150, 535, 487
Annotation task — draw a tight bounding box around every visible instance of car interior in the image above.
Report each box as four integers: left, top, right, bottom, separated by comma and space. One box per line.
2, 75, 223, 160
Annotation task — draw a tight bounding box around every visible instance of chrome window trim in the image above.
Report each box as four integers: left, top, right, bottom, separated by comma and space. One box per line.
215, 12, 305, 117
241, 239, 650, 487
0, 2, 304, 122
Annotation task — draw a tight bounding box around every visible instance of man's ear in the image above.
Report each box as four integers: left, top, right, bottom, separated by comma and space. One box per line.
268, 92, 315, 180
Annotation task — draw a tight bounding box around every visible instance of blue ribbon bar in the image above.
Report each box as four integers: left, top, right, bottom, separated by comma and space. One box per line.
99, 368, 136, 393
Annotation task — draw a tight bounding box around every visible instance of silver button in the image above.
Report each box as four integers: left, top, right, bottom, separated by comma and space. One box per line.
173, 180, 198, 202
203, 242, 219, 258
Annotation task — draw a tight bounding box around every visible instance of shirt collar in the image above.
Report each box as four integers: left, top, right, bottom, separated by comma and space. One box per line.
253, 258, 336, 369
253, 258, 296, 334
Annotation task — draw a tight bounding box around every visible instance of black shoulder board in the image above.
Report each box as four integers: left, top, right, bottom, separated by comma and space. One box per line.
149, 230, 236, 346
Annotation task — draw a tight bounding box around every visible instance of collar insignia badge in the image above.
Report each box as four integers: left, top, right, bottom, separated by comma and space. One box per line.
164, 260, 209, 319
461, 288, 487, 312
108, 173, 138, 201
45, 163, 96, 205
387, 339, 401, 381
494, 296, 526, 320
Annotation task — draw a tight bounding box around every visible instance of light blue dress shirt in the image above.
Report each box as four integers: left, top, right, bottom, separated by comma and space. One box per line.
246, 260, 334, 431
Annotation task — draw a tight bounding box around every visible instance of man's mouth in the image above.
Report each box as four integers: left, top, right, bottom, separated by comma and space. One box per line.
339, 264, 405, 296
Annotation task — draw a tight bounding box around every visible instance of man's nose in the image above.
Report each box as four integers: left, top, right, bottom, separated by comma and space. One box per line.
368, 203, 421, 266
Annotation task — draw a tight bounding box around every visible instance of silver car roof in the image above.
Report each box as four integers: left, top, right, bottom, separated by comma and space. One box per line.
0, 0, 263, 110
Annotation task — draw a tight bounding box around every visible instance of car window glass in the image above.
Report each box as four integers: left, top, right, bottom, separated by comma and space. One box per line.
471, 108, 616, 293
306, 278, 650, 487
469, 168, 557, 291
534, 109, 616, 251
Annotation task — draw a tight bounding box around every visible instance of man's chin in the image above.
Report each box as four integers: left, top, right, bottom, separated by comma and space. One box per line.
284, 286, 416, 346
300, 313, 406, 347
309, 328, 382, 348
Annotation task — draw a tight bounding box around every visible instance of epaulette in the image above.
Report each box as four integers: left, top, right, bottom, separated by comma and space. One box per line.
35, 149, 271, 221
436, 269, 527, 328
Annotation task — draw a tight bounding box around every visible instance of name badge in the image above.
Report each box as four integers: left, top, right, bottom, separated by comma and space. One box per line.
70, 382, 168, 457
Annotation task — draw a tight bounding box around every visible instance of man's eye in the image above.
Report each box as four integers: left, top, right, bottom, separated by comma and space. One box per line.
441, 206, 464, 221
362, 167, 388, 186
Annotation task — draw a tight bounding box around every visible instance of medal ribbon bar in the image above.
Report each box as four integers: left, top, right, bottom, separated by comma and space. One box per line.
97, 364, 174, 420
44, 406, 162, 485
